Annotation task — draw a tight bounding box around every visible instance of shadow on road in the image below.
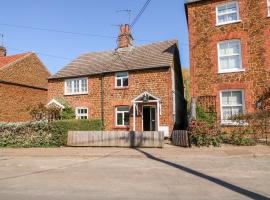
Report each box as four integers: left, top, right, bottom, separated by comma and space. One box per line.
135, 148, 270, 200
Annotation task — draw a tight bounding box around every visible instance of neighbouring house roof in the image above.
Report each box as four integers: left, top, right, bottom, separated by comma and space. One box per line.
185, 0, 204, 4
0, 52, 31, 69
49, 40, 178, 79
0, 52, 51, 89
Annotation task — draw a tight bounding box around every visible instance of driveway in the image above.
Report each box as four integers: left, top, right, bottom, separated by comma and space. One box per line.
0, 145, 269, 200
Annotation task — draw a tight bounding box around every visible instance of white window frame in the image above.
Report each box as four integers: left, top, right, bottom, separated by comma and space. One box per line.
220, 89, 245, 125
217, 39, 244, 73
64, 77, 88, 95
115, 106, 130, 126
75, 107, 88, 120
216, 1, 240, 26
115, 72, 128, 88
266, 0, 270, 17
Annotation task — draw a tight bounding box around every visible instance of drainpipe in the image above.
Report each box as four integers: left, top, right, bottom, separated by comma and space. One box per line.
100, 74, 105, 130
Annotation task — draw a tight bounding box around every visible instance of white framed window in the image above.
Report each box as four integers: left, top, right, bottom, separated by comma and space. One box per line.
115, 106, 130, 126
216, 1, 240, 25
267, 0, 270, 17
220, 90, 245, 124
65, 78, 88, 95
76, 107, 88, 119
218, 40, 243, 73
115, 72, 128, 88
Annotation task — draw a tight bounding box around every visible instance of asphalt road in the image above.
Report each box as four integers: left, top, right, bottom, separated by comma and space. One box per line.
0, 145, 269, 200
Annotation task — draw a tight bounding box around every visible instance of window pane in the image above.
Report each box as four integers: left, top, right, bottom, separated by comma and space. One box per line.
222, 92, 231, 105
231, 106, 243, 116
74, 80, 80, 92
228, 41, 240, 54
227, 3, 237, 12
81, 79, 87, 92
66, 81, 72, 93
222, 106, 232, 120
220, 57, 229, 70
228, 55, 240, 69
123, 77, 128, 87
218, 5, 227, 13
117, 113, 123, 125
228, 13, 238, 21
117, 79, 122, 87
124, 112, 129, 125
117, 106, 129, 112
231, 91, 242, 105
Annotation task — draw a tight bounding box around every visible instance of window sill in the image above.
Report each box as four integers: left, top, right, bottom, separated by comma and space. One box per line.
218, 69, 245, 74
221, 121, 248, 127
113, 126, 130, 130
216, 20, 242, 27
64, 92, 88, 96
114, 87, 129, 90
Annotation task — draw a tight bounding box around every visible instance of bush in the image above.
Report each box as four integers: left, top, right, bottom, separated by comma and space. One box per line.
228, 127, 256, 146
0, 119, 102, 147
49, 119, 103, 146
189, 120, 224, 147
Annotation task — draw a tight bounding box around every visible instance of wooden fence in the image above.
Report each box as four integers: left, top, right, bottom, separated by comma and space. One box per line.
171, 130, 190, 147
67, 131, 164, 148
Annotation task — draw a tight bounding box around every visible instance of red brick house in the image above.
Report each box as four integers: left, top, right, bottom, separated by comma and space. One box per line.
185, 0, 270, 124
0, 47, 51, 122
48, 24, 186, 136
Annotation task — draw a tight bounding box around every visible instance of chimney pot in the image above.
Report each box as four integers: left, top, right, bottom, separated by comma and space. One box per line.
118, 24, 133, 49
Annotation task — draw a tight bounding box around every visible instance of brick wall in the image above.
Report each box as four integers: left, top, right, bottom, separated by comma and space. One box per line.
186, 0, 270, 120
0, 83, 47, 122
0, 53, 50, 122
48, 68, 177, 133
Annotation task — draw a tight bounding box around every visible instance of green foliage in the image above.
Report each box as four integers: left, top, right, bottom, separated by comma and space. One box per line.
0, 119, 102, 147
196, 106, 216, 125
229, 128, 256, 146
49, 119, 103, 146
189, 120, 224, 147
55, 98, 76, 120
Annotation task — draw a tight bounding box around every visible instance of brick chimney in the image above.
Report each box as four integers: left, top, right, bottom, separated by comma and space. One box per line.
118, 24, 133, 48
0, 46, 6, 57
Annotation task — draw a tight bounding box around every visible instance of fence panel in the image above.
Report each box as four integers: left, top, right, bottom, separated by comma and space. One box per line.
67, 131, 164, 148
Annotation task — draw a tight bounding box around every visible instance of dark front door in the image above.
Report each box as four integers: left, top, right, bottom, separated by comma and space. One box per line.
143, 106, 156, 131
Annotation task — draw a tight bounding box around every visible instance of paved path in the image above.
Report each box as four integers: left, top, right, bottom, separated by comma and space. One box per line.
0, 145, 269, 200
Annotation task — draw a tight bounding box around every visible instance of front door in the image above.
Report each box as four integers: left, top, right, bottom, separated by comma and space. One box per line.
143, 106, 156, 131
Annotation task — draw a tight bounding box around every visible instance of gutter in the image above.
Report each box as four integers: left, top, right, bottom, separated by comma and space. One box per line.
0, 79, 47, 91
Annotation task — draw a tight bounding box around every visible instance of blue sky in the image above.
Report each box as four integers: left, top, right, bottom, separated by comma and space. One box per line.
0, 0, 189, 74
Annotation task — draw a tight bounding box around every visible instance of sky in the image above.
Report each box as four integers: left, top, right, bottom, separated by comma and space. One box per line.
0, 0, 189, 74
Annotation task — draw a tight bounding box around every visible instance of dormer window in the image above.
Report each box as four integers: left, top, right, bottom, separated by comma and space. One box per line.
115, 72, 128, 88
65, 77, 88, 95
216, 1, 240, 26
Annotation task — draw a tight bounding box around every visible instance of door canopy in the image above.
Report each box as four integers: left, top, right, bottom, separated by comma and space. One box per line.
132, 91, 160, 103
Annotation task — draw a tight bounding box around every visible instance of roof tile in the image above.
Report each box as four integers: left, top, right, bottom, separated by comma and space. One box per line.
50, 40, 178, 79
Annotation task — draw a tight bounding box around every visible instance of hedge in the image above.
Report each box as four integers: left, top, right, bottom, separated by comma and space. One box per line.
0, 119, 102, 147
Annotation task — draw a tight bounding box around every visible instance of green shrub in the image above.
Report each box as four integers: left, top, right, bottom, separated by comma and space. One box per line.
189, 120, 224, 147
49, 119, 103, 146
229, 128, 256, 146
0, 119, 102, 147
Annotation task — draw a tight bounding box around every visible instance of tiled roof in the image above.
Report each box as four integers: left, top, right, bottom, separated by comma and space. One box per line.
0, 52, 31, 69
185, 0, 203, 4
50, 40, 178, 79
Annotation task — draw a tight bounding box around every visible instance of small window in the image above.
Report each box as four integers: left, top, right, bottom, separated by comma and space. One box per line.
221, 90, 244, 122
65, 78, 88, 95
116, 106, 130, 126
218, 40, 242, 73
216, 1, 240, 25
76, 107, 88, 119
115, 72, 128, 88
